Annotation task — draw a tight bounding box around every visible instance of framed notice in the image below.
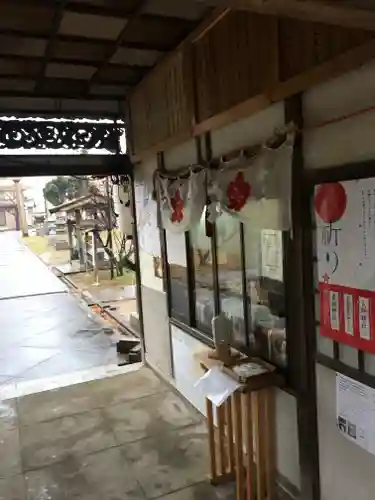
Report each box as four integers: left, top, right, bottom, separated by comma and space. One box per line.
314, 178, 375, 354
336, 373, 375, 455
261, 229, 283, 282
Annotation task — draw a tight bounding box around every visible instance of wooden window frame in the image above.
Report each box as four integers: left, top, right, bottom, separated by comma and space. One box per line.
159, 132, 297, 379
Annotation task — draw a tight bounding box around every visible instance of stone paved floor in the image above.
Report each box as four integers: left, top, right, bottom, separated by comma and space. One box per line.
0, 232, 132, 394
0, 366, 235, 500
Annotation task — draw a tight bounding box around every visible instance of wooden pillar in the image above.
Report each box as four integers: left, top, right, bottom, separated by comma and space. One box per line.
67, 219, 74, 262
75, 209, 85, 268
13, 179, 28, 237
105, 177, 115, 279
92, 230, 99, 284
284, 95, 320, 500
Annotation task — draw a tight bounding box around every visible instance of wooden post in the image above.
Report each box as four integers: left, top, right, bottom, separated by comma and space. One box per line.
13, 179, 28, 237
84, 232, 90, 272
67, 219, 74, 262
92, 230, 99, 286
254, 392, 265, 500
284, 95, 320, 500
105, 177, 114, 279
226, 397, 235, 474
75, 209, 85, 269
233, 391, 244, 500
245, 392, 254, 500
206, 398, 217, 483
217, 403, 227, 475
264, 389, 276, 500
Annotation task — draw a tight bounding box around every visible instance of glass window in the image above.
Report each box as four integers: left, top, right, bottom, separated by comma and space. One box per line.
215, 213, 246, 346
164, 198, 288, 369
165, 231, 190, 323
242, 200, 287, 367
190, 210, 214, 333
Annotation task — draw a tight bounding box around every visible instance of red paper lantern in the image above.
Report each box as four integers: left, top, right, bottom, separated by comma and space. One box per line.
314, 182, 347, 223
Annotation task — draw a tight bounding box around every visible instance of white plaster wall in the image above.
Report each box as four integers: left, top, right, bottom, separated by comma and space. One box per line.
143, 285, 172, 377
171, 325, 208, 416
304, 59, 375, 170
135, 155, 172, 378
163, 138, 197, 170
316, 364, 375, 500
274, 391, 301, 490
304, 59, 375, 500
211, 103, 285, 158
135, 156, 163, 293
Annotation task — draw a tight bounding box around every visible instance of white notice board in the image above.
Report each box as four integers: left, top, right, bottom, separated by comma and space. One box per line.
336, 373, 375, 454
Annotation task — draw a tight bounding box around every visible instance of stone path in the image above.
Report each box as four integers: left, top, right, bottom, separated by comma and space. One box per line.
0, 232, 129, 393
0, 367, 234, 500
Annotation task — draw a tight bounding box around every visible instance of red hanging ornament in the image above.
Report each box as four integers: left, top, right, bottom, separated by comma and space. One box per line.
170, 189, 184, 223
314, 182, 347, 224
227, 172, 252, 212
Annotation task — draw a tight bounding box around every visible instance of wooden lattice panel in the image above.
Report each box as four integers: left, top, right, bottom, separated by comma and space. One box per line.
130, 49, 192, 153
278, 18, 374, 82
193, 12, 278, 123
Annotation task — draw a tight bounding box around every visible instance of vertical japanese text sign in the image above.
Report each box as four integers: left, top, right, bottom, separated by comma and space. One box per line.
315, 179, 375, 353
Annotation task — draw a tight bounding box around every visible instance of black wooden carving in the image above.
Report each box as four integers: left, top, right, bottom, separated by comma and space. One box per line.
0, 120, 123, 152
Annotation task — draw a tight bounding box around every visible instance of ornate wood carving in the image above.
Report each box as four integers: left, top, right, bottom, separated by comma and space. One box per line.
0, 120, 123, 152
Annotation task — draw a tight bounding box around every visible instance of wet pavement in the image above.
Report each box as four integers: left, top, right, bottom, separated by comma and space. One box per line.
0, 234, 234, 500
0, 232, 130, 394
0, 366, 235, 500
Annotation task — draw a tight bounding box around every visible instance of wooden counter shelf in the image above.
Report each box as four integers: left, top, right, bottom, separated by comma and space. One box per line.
197, 349, 284, 500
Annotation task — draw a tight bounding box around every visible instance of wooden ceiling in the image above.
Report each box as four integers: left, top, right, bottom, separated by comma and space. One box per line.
3, 0, 375, 119
202, 0, 375, 30
0, 0, 211, 118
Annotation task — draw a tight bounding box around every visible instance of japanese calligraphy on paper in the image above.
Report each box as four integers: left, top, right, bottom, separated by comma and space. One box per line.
315, 178, 375, 353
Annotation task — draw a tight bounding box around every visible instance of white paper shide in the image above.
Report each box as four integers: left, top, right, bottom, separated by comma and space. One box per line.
194, 366, 241, 407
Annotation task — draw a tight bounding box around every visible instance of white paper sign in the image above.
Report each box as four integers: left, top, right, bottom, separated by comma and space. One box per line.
336, 373, 375, 454
315, 178, 375, 291
261, 229, 283, 281
359, 297, 371, 340
315, 179, 375, 346
330, 291, 340, 330
344, 294, 354, 336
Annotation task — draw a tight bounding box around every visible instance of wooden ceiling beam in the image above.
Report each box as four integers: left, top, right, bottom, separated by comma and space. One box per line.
35, 0, 69, 92
0, 0, 196, 26
87, 0, 150, 91
0, 110, 118, 119
0, 30, 171, 53
0, 53, 147, 73
0, 158, 121, 178
200, 0, 375, 30
0, 86, 129, 101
